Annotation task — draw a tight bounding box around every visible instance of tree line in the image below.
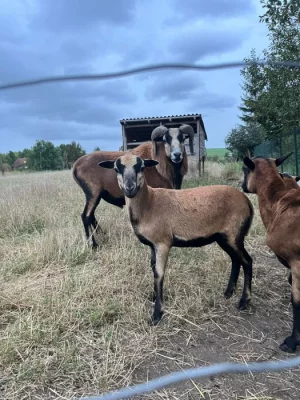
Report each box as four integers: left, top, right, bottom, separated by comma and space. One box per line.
0, 140, 101, 172
225, 0, 300, 159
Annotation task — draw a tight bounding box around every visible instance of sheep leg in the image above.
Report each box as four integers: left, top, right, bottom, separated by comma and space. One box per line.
91, 214, 105, 235
151, 245, 169, 325
280, 265, 300, 353
224, 260, 241, 299
217, 237, 252, 310
81, 194, 102, 249
238, 248, 253, 310
217, 237, 242, 298
288, 272, 293, 304
150, 247, 157, 302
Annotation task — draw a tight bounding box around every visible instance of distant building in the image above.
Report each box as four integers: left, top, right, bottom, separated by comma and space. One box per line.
12, 158, 28, 169
120, 114, 208, 175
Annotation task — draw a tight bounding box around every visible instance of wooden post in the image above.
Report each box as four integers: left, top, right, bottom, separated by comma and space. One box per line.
197, 119, 201, 177
294, 128, 299, 175
122, 124, 127, 150
198, 118, 206, 176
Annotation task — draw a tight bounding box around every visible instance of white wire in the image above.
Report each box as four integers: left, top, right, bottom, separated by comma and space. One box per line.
79, 356, 300, 400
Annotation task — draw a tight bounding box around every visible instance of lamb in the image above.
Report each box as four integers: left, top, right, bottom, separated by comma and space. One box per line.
73, 124, 195, 248
242, 152, 300, 353
99, 153, 254, 324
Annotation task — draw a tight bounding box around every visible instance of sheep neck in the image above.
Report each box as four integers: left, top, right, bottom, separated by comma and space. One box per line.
125, 183, 150, 226
255, 165, 286, 228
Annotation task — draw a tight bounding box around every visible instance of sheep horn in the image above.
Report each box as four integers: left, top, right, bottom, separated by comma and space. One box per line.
275, 152, 293, 167
179, 124, 195, 155
151, 125, 168, 142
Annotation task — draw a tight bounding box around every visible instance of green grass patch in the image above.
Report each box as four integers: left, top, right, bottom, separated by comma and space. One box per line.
206, 148, 228, 158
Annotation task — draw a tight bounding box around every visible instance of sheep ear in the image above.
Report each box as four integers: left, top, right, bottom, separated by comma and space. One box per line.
98, 160, 115, 169
243, 157, 255, 171
143, 159, 159, 168
275, 152, 293, 166
295, 176, 300, 182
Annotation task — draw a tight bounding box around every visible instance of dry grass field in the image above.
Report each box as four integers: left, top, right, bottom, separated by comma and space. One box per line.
0, 162, 300, 400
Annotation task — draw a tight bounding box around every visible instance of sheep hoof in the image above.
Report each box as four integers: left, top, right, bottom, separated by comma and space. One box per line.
238, 298, 250, 310
90, 241, 99, 250
280, 336, 297, 353
149, 312, 163, 326
224, 289, 234, 299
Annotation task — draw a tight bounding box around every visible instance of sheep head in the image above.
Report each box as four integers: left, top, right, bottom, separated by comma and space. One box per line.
99, 154, 158, 198
280, 172, 300, 182
151, 124, 195, 163
279, 172, 300, 189
242, 152, 293, 194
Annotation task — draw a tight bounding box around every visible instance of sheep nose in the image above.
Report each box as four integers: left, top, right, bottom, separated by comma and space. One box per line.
173, 151, 181, 157
125, 184, 135, 192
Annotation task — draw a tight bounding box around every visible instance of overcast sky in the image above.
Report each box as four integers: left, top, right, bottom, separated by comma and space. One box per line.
0, 0, 269, 154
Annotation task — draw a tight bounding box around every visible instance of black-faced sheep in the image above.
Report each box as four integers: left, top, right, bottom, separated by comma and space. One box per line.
99, 153, 254, 324
73, 125, 195, 248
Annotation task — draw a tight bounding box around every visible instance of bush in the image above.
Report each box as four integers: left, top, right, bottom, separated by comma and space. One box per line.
0, 163, 12, 175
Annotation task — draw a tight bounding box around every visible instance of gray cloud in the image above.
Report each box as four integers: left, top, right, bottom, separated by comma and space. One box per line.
188, 93, 237, 110
0, 0, 138, 146
0, 42, 44, 82
2, 80, 137, 108
119, 3, 251, 70
0, 0, 265, 153
30, 0, 137, 32
0, 78, 136, 139
0, 108, 122, 148
23, 118, 121, 141
145, 72, 204, 100
169, 27, 249, 63
146, 71, 236, 110
168, 0, 255, 21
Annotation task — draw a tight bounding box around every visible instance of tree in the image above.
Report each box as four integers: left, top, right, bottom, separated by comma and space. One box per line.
59, 141, 86, 169
5, 151, 18, 166
239, 50, 268, 125
59, 144, 68, 169
18, 148, 33, 159
260, 0, 300, 29
30, 140, 63, 171
66, 141, 86, 166
225, 123, 264, 159
94, 146, 101, 151
239, 0, 300, 139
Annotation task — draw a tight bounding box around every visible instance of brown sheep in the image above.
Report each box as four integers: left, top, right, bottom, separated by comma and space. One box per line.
242, 152, 300, 353
99, 154, 254, 325
279, 172, 300, 286
73, 125, 194, 248
280, 172, 300, 190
